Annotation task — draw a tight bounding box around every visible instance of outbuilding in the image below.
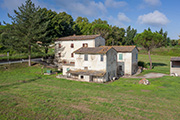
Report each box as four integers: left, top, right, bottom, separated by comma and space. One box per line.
170, 57, 180, 76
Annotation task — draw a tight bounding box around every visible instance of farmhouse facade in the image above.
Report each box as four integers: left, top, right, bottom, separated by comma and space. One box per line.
170, 57, 180, 76
113, 46, 138, 76
54, 34, 105, 69
65, 46, 117, 82
55, 35, 138, 82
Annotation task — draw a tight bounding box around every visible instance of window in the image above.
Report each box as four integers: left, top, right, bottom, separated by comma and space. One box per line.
84, 54, 88, 61
83, 43, 88, 47
59, 44, 61, 48
71, 43, 74, 48
71, 53, 74, 58
67, 68, 70, 72
119, 54, 123, 60
100, 54, 103, 61
136, 54, 138, 60
84, 67, 88, 70
59, 53, 61, 57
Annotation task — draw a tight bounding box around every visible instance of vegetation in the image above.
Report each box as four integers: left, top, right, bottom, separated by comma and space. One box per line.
134, 29, 164, 69
138, 54, 170, 75
139, 46, 180, 56
0, 58, 180, 119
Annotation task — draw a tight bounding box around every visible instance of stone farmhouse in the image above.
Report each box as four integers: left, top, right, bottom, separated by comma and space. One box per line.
55, 34, 138, 82
113, 46, 138, 76
54, 34, 105, 68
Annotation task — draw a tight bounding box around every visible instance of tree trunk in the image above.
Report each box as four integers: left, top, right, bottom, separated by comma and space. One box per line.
148, 50, 152, 69
28, 45, 31, 66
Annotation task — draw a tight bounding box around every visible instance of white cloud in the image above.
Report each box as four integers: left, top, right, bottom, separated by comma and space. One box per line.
118, 13, 131, 22
107, 12, 130, 28
1, 0, 107, 18
105, 0, 127, 8
53, 0, 107, 18
143, 0, 161, 6
69, 1, 107, 17
138, 10, 169, 26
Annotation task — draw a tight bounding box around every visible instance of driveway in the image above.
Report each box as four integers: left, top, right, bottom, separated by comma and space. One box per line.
123, 73, 167, 79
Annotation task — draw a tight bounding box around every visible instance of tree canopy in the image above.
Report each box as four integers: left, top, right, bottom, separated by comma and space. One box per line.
6, 0, 49, 66
134, 29, 164, 69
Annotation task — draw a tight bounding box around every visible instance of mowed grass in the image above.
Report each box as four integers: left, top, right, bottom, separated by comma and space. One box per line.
0, 62, 180, 119
138, 54, 171, 75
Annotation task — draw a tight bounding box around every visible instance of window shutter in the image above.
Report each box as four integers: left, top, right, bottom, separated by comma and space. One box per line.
119, 54, 123, 60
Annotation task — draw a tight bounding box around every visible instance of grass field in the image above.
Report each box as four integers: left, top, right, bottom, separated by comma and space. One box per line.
0, 54, 180, 119
138, 54, 171, 75
139, 46, 180, 56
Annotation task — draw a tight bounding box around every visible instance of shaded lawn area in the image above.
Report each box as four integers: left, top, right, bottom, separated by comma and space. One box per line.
138, 54, 171, 75
0, 63, 180, 119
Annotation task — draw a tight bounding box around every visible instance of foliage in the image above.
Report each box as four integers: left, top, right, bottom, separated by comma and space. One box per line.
52, 12, 74, 37
134, 29, 164, 69
73, 17, 92, 35
92, 24, 111, 38
170, 39, 178, 46
92, 18, 108, 25
158, 28, 170, 46
138, 61, 147, 68
139, 47, 180, 56
38, 8, 57, 54
6, 0, 49, 66
123, 26, 137, 45
106, 26, 125, 45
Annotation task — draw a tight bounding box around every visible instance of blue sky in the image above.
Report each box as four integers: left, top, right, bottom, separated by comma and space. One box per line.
0, 0, 180, 39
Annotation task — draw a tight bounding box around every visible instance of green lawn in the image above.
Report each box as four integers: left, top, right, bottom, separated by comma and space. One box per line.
138, 54, 171, 75
0, 61, 180, 119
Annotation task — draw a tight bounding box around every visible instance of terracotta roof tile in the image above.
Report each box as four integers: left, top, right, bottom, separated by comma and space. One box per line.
74, 46, 112, 54
56, 34, 101, 41
171, 57, 180, 61
112, 46, 136, 52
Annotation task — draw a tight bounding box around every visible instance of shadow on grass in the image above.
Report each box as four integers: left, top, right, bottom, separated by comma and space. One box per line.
147, 63, 167, 67
0, 77, 41, 89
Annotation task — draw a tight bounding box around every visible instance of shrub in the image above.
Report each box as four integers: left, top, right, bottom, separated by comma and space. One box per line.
138, 61, 147, 68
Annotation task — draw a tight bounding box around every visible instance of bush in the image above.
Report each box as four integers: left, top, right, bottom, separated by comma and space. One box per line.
138, 61, 147, 68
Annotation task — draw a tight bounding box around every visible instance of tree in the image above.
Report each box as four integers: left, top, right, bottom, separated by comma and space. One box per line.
158, 28, 170, 46
92, 18, 108, 25
123, 26, 137, 45
7, 0, 49, 66
92, 24, 111, 39
134, 29, 163, 69
170, 39, 178, 46
106, 26, 125, 45
38, 8, 57, 54
52, 12, 74, 37
73, 17, 92, 35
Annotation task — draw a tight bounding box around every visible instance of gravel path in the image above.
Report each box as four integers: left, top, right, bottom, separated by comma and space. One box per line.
123, 73, 167, 78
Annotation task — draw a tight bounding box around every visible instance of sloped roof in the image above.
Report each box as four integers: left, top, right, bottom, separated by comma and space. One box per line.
74, 46, 113, 54
112, 46, 137, 52
170, 57, 180, 61
67, 69, 106, 77
56, 34, 101, 41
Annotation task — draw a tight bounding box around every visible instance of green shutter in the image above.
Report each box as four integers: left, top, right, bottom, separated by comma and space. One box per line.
119, 54, 123, 60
